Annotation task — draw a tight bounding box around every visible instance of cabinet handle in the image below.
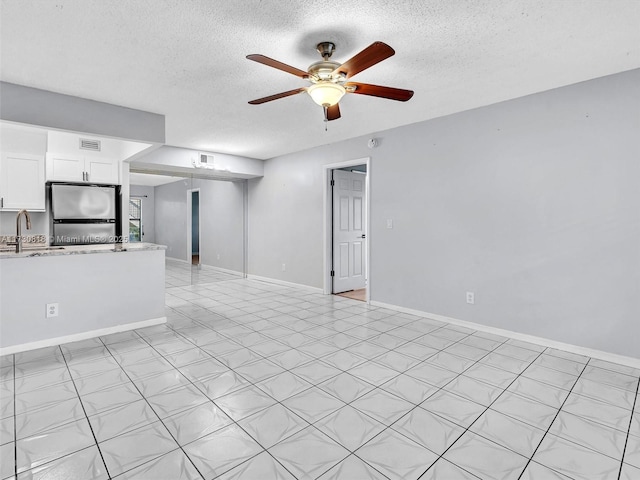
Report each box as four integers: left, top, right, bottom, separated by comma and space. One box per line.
1, 197, 3, 208
86, 172, 89, 182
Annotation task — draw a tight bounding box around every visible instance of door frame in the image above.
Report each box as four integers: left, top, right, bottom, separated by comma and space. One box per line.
186, 188, 201, 263
323, 157, 371, 302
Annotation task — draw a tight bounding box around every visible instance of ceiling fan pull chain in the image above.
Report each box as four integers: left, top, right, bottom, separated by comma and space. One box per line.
324, 106, 329, 131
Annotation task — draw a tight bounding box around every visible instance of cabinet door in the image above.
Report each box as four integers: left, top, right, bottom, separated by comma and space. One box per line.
85, 157, 119, 184
0, 152, 45, 210
46, 153, 84, 182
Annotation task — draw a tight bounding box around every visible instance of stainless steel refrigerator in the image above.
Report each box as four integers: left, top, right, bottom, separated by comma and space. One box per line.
50, 183, 118, 245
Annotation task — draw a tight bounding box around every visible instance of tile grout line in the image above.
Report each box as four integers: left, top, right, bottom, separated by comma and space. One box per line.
302, 327, 512, 477
58, 344, 112, 478
617, 377, 640, 480
515, 357, 592, 480
185, 302, 399, 464
97, 335, 210, 480
169, 287, 542, 478
410, 342, 551, 479
114, 326, 305, 480
160, 291, 412, 478
9, 272, 633, 479
387, 334, 523, 479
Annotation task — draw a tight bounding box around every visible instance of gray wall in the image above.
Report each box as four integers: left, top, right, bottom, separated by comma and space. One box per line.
0, 82, 165, 144
154, 179, 189, 260
194, 178, 244, 272
129, 185, 155, 243
154, 178, 245, 273
248, 69, 640, 358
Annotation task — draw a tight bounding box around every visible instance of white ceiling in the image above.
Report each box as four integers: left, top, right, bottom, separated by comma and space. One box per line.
1, 1, 639, 160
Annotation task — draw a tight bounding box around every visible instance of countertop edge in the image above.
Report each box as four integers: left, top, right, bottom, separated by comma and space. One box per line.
0, 243, 167, 259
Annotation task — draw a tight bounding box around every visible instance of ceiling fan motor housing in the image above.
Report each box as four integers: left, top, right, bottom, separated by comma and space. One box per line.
308, 60, 344, 83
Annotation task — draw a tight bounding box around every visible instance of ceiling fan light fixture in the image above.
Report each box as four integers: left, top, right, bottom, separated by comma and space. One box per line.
307, 82, 346, 107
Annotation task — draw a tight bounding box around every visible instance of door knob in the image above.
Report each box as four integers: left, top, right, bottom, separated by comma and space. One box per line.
359, 234, 366, 239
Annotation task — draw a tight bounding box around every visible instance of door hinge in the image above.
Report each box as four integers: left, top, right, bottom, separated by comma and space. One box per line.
330, 270, 335, 277
330, 179, 335, 186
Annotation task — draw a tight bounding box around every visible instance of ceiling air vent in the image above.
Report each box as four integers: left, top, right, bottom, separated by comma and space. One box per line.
79, 138, 101, 151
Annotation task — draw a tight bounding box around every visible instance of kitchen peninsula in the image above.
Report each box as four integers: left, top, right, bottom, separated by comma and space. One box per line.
0, 242, 166, 354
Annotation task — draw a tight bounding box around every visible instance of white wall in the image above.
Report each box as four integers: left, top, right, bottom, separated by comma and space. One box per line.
248, 69, 640, 358
129, 185, 155, 243
47, 130, 150, 162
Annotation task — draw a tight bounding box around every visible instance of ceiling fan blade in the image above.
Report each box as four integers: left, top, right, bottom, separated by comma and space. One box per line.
327, 104, 341, 121
246, 54, 309, 78
248, 88, 307, 105
332, 42, 395, 78
345, 82, 414, 102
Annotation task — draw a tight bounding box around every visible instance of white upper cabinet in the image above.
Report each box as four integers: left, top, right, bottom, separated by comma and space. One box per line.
85, 157, 120, 184
0, 152, 46, 211
46, 153, 119, 184
45, 153, 84, 182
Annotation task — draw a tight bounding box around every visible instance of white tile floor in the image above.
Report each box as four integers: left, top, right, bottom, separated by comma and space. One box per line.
1, 261, 639, 479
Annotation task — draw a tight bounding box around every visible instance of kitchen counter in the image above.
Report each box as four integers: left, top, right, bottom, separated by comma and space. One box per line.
0, 242, 166, 259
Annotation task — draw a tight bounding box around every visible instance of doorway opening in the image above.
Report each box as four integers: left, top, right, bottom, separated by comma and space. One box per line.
188, 189, 201, 268
323, 158, 370, 303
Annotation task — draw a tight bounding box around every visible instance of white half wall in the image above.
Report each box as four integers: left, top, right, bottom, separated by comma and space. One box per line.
247, 69, 640, 358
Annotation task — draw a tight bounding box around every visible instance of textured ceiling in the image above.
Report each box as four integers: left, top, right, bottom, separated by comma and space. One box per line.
1, 0, 639, 160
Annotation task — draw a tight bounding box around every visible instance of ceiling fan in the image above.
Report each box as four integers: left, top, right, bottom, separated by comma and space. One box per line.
246, 41, 414, 122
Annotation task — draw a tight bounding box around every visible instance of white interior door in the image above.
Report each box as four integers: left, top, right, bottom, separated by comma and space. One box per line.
332, 169, 366, 293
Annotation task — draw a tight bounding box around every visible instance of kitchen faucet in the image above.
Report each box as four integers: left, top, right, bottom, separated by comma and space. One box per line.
10, 209, 32, 253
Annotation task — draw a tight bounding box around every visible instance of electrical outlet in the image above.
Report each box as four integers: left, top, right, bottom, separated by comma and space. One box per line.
217, 253, 220, 260
466, 292, 475, 305
46, 303, 59, 318
386, 219, 393, 229
281, 263, 286, 272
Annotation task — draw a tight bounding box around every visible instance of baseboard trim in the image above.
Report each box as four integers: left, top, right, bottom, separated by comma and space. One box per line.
201, 265, 244, 277
247, 274, 324, 293
370, 301, 640, 370
166, 256, 190, 264
0, 317, 167, 356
